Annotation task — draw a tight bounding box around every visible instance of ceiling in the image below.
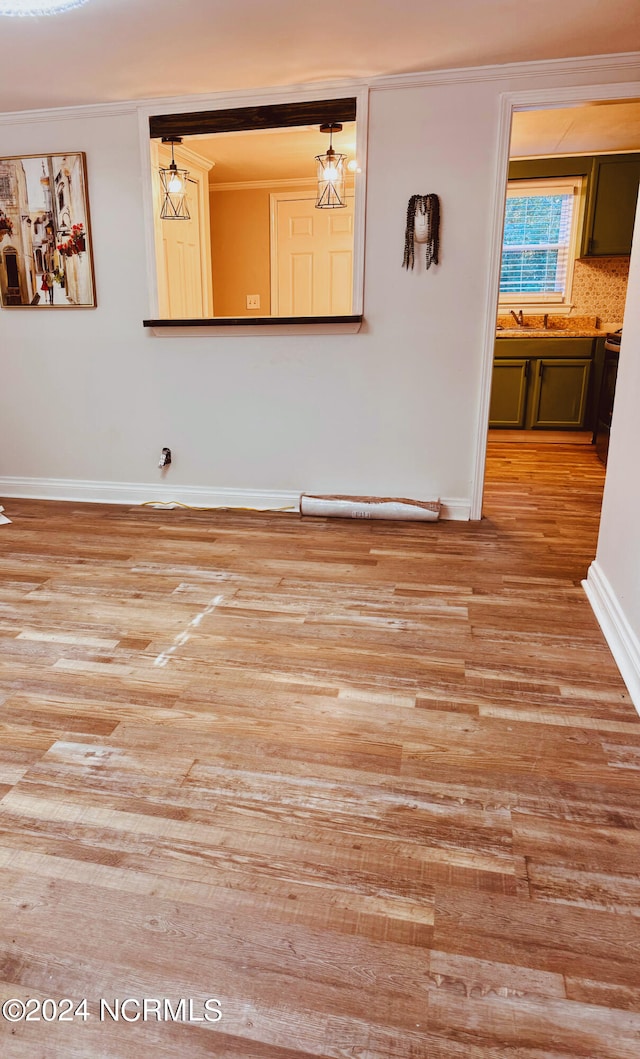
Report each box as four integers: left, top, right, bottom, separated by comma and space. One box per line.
175, 103, 640, 188
0, 0, 639, 114
186, 123, 358, 185
511, 100, 640, 157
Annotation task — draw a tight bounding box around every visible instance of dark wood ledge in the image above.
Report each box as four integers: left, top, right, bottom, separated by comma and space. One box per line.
144, 315, 362, 327
143, 315, 363, 337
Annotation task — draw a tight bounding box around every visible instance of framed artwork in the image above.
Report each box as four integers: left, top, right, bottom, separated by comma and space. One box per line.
0, 152, 96, 308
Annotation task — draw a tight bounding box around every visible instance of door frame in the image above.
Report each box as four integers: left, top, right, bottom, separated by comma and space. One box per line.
471, 79, 640, 520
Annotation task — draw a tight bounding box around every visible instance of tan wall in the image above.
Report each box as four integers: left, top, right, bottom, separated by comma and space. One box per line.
210, 183, 314, 317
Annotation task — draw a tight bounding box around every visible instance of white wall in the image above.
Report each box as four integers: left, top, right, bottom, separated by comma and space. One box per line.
0, 60, 639, 519
597, 195, 640, 630
585, 190, 640, 706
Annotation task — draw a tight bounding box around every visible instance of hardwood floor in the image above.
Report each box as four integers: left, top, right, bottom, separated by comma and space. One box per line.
1, 441, 639, 1057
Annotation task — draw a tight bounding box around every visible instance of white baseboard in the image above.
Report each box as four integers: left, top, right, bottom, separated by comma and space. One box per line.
0, 477, 300, 511
440, 498, 471, 521
0, 476, 471, 522
583, 561, 640, 714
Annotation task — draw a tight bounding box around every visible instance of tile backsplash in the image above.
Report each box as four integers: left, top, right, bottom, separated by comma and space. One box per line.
571, 256, 630, 323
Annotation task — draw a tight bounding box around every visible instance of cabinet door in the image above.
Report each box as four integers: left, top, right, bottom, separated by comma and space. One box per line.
489, 359, 528, 427
584, 156, 640, 256
530, 359, 591, 429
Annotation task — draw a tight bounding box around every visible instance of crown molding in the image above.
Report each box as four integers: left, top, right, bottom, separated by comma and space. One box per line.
167, 143, 215, 171
370, 50, 640, 91
0, 79, 369, 127
512, 148, 640, 161
0, 99, 138, 126
136, 79, 369, 120
1, 52, 638, 127
109, 52, 640, 121
210, 177, 316, 192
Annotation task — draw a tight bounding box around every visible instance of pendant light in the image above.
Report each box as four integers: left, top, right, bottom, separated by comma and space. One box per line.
315, 123, 347, 209
159, 137, 190, 221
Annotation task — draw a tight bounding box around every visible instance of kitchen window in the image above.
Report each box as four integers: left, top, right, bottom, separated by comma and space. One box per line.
499, 176, 585, 309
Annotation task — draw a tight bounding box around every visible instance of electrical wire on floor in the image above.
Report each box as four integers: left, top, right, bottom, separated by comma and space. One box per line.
140, 501, 298, 512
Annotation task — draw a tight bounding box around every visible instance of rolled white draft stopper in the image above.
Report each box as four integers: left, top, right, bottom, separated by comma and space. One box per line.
299, 495, 440, 521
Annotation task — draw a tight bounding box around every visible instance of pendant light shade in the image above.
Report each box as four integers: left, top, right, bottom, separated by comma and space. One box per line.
159, 137, 190, 221
315, 123, 347, 209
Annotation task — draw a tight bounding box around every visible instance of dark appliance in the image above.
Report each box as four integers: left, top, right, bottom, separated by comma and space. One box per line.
594, 330, 621, 466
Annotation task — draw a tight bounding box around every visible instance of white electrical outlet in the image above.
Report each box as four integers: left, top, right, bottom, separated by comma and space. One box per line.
246, 294, 260, 310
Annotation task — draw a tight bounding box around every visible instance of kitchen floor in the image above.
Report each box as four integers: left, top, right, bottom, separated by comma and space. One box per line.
487, 429, 594, 444
0, 442, 638, 1058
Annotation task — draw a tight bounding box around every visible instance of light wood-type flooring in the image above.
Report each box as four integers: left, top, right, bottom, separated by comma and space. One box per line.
1, 441, 639, 1058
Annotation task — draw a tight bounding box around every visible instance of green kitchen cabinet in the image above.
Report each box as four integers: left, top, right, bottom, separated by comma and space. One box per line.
582, 155, 640, 256
509, 152, 640, 258
489, 359, 529, 427
490, 340, 595, 430
529, 358, 592, 428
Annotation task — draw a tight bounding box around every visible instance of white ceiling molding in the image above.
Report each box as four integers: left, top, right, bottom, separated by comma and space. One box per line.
171, 143, 215, 171
0, 77, 366, 126
370, 51, 640, 91
515, 149, 639, 160
0, 99, 138, 125
507, 81, 640, 110
1, 53, 639, 126
210, 178, 316, 192
135, 79, 368, 125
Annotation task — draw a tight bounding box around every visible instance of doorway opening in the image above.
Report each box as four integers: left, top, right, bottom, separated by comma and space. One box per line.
2, 248, 21, 305
473, 88, 640, 538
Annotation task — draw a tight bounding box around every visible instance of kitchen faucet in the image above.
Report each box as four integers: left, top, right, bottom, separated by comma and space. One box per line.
510, 309, 525, 327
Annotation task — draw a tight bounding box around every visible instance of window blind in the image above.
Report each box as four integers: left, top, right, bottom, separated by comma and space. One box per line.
500, 184, 576, 297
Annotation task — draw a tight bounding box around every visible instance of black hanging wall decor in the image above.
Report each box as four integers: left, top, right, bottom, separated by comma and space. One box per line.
402, 194, 440, 270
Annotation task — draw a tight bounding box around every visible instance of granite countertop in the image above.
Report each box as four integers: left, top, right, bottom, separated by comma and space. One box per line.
496, 314, 608, 338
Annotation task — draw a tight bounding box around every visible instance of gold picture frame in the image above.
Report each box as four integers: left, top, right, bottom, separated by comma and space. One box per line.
0, 151, 96, 309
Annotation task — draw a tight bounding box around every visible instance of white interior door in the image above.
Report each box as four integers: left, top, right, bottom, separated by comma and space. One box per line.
160, 179, 201, 317
153, 144, 213, 319
271, 192, 354, 316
